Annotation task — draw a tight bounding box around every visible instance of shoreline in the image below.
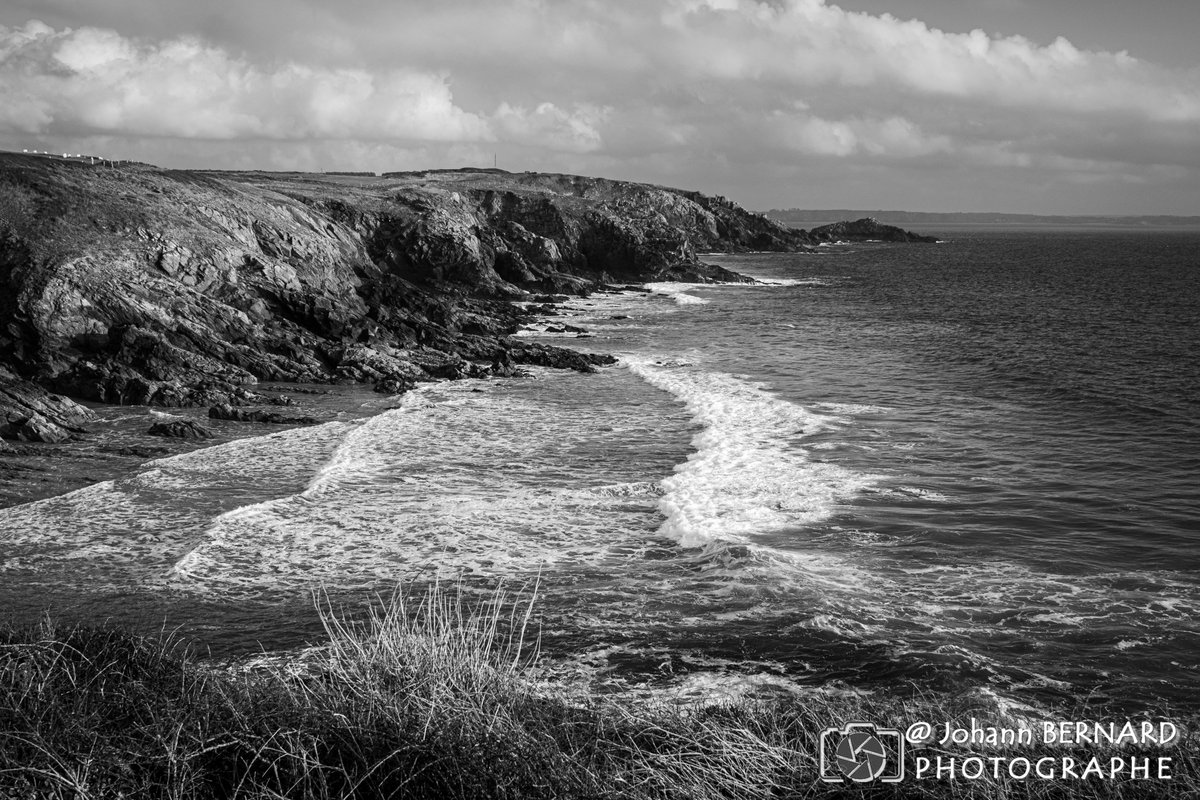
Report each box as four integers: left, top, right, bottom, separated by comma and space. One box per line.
0, 281, 672, 510
1, 381, 387, 509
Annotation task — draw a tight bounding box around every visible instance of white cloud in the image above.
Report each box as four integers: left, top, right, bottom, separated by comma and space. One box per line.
0, 20, 492, 142
493, 102, 608, 153
1, 0, 1198, 212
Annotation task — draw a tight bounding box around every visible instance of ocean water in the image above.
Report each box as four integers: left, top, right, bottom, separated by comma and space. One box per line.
1, 228, 1197, 713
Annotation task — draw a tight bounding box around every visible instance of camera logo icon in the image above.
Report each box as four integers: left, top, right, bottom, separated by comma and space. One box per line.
819, 722, 906, 783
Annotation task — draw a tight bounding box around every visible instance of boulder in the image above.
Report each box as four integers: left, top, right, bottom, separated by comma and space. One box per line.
147, 419, 215, 439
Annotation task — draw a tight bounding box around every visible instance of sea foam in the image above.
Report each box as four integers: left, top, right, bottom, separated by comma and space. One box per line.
623, 357, 876, 549
0, 421, 354, 588
166, 378, 679, 597
643, 282, 711, 305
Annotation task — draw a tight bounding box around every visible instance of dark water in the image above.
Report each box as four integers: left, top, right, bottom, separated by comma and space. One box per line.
1, 229, 1197, 713
657, 230, 1200, 710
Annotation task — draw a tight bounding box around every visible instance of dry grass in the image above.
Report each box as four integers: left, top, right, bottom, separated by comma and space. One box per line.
1, 583, 1194, 799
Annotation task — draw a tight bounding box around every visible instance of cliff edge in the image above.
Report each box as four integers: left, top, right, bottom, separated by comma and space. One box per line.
0, 155, 934, 441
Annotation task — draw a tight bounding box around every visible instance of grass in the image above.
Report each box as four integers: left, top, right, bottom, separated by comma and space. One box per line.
1, 584, 1195, 799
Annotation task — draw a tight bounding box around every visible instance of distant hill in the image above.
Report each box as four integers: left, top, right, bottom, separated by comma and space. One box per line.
765, 209, 1200, 228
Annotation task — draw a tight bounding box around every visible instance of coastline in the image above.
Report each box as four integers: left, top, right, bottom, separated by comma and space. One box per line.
4, 245, 1199, 796
0, 381, 387, 508
0, 284, 647, 510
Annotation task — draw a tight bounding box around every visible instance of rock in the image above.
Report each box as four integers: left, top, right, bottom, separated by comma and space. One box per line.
423, 359, 470, 380
207, 404, 320, 425
103, 445, 172, 457
10, 416, 73, 443
263, 385, 332, 395
147, 419, 214, 439
1, 367, 95, 443
0, 154, 935, 419
374, 378, 416, 394
511, 343, 616, 373
808, 217, 939, 243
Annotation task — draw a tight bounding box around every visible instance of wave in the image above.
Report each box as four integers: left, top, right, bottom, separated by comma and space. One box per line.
164, 378, 680, 597
731, 275, 834, 288
812, 401, 893, 415
623, 356, 876, 549
643, 282, 711, 305
0, 421, 354, 586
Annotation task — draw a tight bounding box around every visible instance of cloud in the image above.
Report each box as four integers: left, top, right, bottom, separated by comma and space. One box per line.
0, 20, 494, 142
1, 1, 1198, 212
493, 102, 609, 153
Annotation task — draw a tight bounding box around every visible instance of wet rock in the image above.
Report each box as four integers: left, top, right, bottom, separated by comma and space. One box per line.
374, 377, 416, 395
207, 404, 320, 425
1, 367, 95, 443
102, 445, 172, 457
510, 343, 616, 373
10, 416, 73, 443
147, 419, 215, 439
262, 385, 332, 395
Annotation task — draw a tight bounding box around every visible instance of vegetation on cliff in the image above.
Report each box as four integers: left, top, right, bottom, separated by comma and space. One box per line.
1, 586, 1190, 799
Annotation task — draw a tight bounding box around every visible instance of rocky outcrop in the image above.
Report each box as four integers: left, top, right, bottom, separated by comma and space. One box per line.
0, 366, 95, 443
808, 217, 940, 243
0, 156, 934, 420
207, 404, 320, 425
147, 419, 214, 439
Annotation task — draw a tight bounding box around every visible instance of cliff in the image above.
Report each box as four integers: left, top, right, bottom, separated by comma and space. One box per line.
0, 155, 820, 439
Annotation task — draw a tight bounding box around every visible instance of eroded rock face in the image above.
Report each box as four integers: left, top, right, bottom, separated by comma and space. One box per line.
0, 157, 931, 414
0, 366, 96, 443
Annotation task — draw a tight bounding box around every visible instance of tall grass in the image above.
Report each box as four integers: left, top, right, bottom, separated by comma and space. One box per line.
1, 584, 1194, 798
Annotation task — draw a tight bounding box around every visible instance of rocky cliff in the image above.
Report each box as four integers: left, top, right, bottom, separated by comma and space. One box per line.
0, 156, 829, 439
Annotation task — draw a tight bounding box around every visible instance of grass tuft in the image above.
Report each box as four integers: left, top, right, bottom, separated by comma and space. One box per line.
2, 585, 1195, 798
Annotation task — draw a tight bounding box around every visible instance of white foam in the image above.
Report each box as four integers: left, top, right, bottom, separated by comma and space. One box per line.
0, 421, 354, 585
623, 357, 876, 549
865, 485, 951, 503
165, 378, 677, 597
813, 402, 893, 415
730, 276, 832, 288
643, 282, 711, 305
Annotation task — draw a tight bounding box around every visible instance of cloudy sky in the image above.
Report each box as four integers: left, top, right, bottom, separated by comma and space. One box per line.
2, 0, 1198, 214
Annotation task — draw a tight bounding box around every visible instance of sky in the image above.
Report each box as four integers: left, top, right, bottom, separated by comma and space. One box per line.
1, 0, 1198, 214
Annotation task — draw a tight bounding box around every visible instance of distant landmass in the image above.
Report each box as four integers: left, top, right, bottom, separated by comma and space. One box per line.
765, 209, 1200, 228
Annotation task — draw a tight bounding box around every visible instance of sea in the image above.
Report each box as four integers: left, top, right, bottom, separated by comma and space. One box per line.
2, 228, 1198, 715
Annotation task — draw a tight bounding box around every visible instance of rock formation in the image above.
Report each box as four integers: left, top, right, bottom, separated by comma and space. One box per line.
147, 419, 214, 439
808, 217, 940, 243
0, 366, 95, 443
0, 154, 935, 441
